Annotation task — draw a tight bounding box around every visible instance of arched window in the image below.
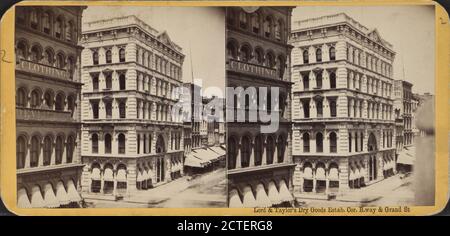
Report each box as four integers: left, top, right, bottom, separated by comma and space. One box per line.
227, 41, 237, 59
329, 47, 336, 61
329, 72, 336, 88
251, 13, 260, 33
66, 136, 74, 163
118, 133, 126, 154
55, 17, 63, 39
16, 88, 27, 107
266, 136, 274, 164
316, 132, 323, 152
66, 21, 73, 42
104, 134, 112, 154
92, 133, 98, 153
254, 135, 263, 166
241, 136, 251, 168
330, 132, 337, 153
119, 102, 126, 119
265, 53, 274, 68
119, 48, 126, 62
105, 74, 112, 90
316, 48, 322, 62
264, 16, 273, 38
316, 71, 323, 88
67, 95, 75, 114
227, 136, 238, 169
16, 136, 26, 169
105, 50, 112, 63
30, 9, 38, 30
239, 11, 248, 29
277, 136, 285, 163
302, 99, 310, 118
303, 50, 309, 64
43, 136, 52, 166
330, 100, 337, 117
30, 90, 41, 108
30, 45, 42, 62
316, 100, 323, 118
156, 135, 165, 153
93, 51, 99, 65
119, 74, 126, 90
16, 42, 27, 59
42, 12, 51, 34
30, 136, 40, 167
239, 45, 251, 62
303, 133, 310, 152
275, 19, 283, 41
55, 93, 65, 111
254, 48, 264, 64
45, 49, 54, 65
105, 102, 112, 118
302, 74, 310, 90
348, 132, 352, 152
56, 53, 65, 69
55, 136, 63, 164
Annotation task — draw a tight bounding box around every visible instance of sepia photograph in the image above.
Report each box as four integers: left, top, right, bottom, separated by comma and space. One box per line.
226, 5, 436, 208
15, 5, 227, 208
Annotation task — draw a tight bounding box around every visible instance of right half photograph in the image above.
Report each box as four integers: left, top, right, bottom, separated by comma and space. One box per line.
226, 5, 435, 208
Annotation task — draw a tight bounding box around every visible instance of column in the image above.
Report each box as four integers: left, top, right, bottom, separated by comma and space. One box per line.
236, 142, 242, 168
249, 139, 255, 167
100, 174, 105, 194
261, 136, 267, 165
139, 134, 144, 154
50, 142, 56, 165
25, 143, 31, 168
348, 99, 353, 117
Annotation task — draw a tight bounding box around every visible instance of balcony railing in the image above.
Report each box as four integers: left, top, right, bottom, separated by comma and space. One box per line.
16, 59, 70, 80
16, 107, 74, 122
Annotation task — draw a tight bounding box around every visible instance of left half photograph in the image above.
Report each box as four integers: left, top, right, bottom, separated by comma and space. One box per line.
15, 6, 227, 208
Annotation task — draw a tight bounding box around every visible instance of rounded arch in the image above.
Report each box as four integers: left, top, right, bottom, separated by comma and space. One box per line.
329, 131, 337, 153
240, 135, 252, 168
16, 135, 28, 169
254, 134, 263, 166
368, 132, 377, 151
55, 92, 65, 111
118, 133, 126, 154
30, 43, 43, 62
239, 43, 252, 62
16, 39, 29, 59
315, 132, 324, 152
155, 134, 166, 153
276, 134, 286, 163
266, 135, 275, 164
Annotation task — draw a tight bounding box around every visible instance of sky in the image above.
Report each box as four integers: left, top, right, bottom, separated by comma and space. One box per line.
292, 5, 435, 94
83, 6, 225, 98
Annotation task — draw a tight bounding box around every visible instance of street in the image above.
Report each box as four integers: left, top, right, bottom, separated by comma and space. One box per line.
85, 168, 227, 208
297, 174, 415, 207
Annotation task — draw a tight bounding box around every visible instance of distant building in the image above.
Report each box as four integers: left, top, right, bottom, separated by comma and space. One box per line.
80, 16, 185, 198
15, 6, 86, 208
290, 13, 396, 197
393, 80, 413, 148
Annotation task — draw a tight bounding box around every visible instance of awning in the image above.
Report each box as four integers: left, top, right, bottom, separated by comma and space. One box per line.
242, 186, 257, 208
267, 181, 282, 205
303, 166, 313, 179
328, 167, 339, 181
137, 170, 144, 182
66, 180, 82, 202
17, 188, 31, 208
44, 183, 60, 208
349, 169, 356, 180
255, 184, 272, 207
184, 154, 205, 168
104, 168, 114, 181
228, 189, 243, 208
278, 180, 294, 202
315, 167, 326, 180
30, 186, 45, 208
55, 182, 70, 205
209, 146, 226, 156
193, 148, 218, 162
117, 168, 127, 182
397, 151, 414, 165
91, 167, 101, 180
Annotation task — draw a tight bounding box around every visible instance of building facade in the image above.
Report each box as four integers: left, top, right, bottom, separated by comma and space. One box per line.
79, 16, 185, 198
393, 80, 414, 148
226, 7, 295, 207
15, 6, 85, 208
290, 13, 396, 196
